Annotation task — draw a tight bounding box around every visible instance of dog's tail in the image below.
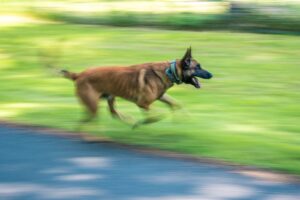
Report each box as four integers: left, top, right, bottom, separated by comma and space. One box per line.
60, 70, 79, 81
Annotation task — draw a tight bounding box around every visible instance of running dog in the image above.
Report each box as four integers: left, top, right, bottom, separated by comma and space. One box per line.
62, 47, 212, 128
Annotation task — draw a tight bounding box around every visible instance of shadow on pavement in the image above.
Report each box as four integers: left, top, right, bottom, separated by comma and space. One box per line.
0, 126, 299, 200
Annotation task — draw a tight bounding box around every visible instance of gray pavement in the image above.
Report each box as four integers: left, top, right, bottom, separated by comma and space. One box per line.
0, 126, 299, 200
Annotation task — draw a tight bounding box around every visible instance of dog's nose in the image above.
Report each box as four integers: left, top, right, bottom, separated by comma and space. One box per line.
206, 72, 213, 79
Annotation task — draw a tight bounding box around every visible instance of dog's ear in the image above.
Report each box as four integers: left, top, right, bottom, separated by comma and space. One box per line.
181, 47, 192, 69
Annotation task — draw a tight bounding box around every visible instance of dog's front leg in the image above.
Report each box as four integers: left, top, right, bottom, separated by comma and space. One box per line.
132, 104, 164, 129
159, 94, 182, 110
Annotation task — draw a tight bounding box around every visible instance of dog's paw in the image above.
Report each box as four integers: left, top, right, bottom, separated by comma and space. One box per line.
171, 104, 182, 111
132, 122, 141, 130
113, 113, 135, 125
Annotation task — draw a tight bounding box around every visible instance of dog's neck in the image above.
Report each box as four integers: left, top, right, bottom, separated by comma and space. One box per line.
165, 60, 182, 84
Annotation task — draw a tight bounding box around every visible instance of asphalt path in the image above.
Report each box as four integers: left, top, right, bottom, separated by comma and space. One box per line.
0, 126, 299, 200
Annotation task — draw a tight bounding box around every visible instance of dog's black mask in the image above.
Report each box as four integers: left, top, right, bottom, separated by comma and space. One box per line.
180, 47, 213, 88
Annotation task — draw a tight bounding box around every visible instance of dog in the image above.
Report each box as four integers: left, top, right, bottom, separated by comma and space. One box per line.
62, 47, 212, 128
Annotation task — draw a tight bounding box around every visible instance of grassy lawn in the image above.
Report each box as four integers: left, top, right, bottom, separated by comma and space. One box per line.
0, 22, 299, 175
3, 0, 300, 33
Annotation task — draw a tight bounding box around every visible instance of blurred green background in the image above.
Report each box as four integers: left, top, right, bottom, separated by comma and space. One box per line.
0, 0, 299, 175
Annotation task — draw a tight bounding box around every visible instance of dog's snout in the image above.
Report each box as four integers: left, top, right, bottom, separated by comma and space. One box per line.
198, 70, 212, 79
206, 72, 213, 79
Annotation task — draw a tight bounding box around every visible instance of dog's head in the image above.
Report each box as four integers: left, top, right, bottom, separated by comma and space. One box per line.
180, 47, 212, 88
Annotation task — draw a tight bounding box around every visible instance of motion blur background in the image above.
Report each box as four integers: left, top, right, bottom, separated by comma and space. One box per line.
0, 0, 299, 175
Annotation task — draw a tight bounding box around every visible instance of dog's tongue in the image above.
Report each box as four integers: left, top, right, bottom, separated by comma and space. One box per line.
191, 77, 201, 88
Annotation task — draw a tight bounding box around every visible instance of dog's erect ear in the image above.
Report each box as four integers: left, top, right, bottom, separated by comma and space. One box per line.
181, 47, 192, 69
182, 47, 192, 60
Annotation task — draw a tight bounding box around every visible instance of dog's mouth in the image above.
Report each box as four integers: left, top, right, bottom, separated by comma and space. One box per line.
189, 69, 212, 88
191, 77, 201, 89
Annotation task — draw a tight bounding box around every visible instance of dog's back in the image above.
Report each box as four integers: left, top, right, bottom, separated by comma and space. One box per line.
60, 48, 212, 127
62, 62, 171, 104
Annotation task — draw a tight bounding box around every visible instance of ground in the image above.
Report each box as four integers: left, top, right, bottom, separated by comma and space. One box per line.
0, 125, 299, 200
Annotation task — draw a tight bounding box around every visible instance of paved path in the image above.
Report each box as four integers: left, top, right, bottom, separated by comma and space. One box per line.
0, 126, 299, 200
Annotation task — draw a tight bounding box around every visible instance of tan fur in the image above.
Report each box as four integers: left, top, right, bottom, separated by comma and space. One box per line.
63, 60, 181, 120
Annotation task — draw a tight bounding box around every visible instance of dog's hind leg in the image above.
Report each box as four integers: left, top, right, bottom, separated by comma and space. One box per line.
100, 94, 120, 118
76, 83, 100, 123
107, 95, 134, 124
159, 94, 181, 110
107, 95, 118, 117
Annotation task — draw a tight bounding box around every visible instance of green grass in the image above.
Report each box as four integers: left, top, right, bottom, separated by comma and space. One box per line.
35, 11, 225, 30
29, 1, 300, 33
2, 0, 300, 33
0, 23, 300, 175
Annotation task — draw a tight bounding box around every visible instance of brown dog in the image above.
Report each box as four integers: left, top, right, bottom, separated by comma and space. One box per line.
62, 47, 212, 128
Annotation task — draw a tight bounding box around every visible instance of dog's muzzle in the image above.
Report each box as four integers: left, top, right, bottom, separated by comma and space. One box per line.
195, 69, 213, 79
185, 69, 213, 88
188, 69, 213, 89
